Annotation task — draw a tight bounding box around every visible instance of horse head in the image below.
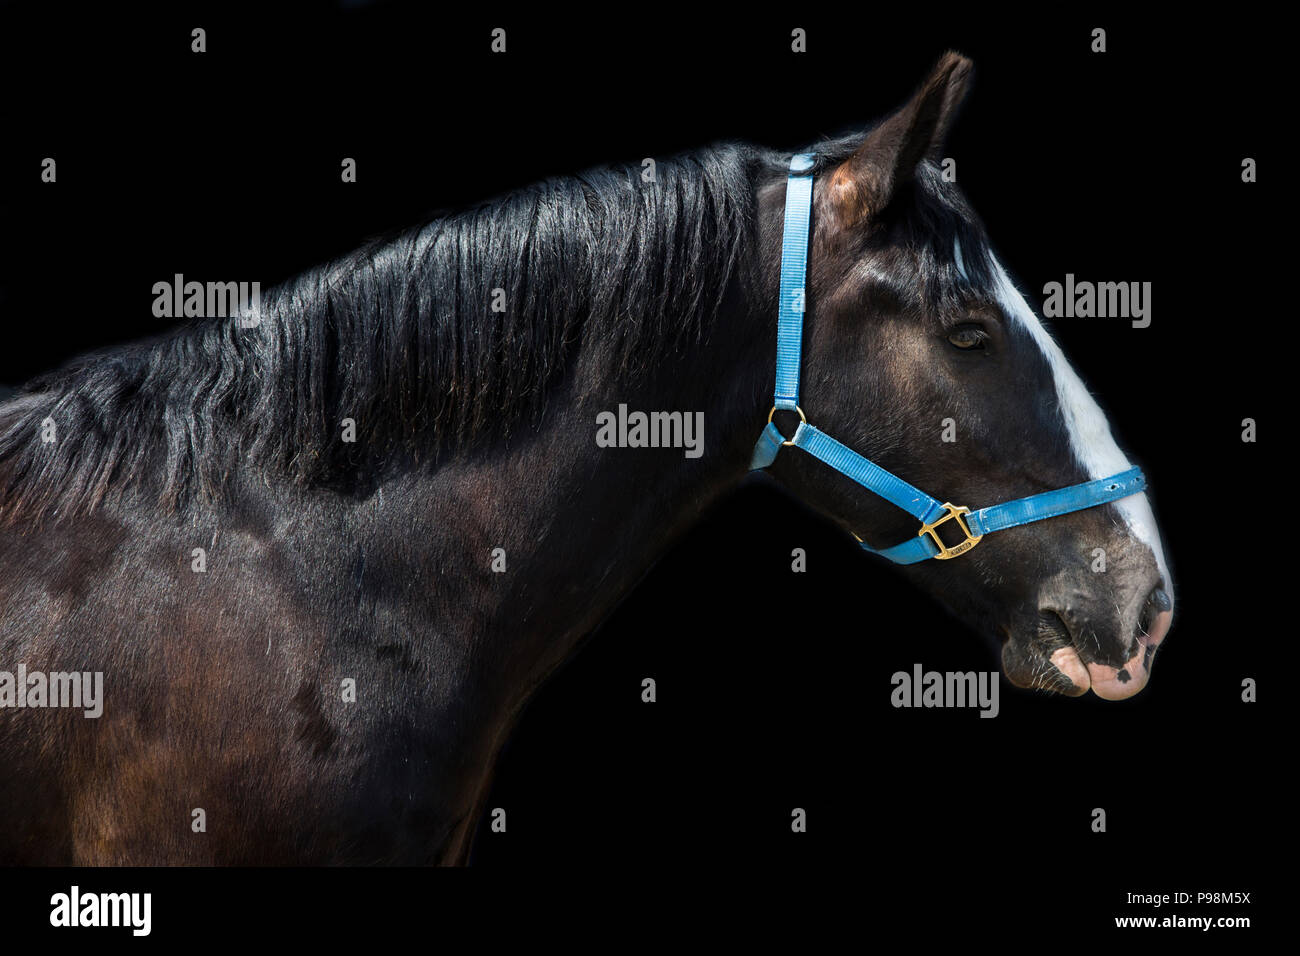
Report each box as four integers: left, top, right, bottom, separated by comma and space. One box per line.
756, 53, 1172, 698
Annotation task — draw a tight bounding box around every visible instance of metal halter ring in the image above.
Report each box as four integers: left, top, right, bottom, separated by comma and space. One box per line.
767, 405, 807, 446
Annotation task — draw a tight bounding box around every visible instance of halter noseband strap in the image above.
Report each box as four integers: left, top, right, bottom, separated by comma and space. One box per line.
749, 153, 1147, 564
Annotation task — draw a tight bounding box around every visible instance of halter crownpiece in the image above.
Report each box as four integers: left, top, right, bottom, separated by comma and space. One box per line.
750, 153, 1147, 564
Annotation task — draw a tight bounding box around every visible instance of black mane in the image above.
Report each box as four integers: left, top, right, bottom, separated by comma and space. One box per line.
0, 145, 762, 521
0, 135, 996, 524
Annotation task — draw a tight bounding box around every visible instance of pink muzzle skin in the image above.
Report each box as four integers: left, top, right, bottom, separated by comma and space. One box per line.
1049, 608, 1173, 700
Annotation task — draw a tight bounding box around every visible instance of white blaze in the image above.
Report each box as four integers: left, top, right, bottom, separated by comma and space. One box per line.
989, 254, 1171, 598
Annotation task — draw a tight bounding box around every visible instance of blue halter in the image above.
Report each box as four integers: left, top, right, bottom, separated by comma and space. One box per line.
750, 153, 1147, 564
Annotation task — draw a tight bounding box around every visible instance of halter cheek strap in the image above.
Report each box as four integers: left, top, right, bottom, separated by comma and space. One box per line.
750, 153, 1147, 564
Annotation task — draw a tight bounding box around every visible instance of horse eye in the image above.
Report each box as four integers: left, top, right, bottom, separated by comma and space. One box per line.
947, 325, 988, 350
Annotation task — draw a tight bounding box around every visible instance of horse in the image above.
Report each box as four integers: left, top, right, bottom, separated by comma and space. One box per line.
0, 52, 1172, 865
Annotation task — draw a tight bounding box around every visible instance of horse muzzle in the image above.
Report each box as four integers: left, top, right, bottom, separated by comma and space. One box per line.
1010, 581, 1173, 699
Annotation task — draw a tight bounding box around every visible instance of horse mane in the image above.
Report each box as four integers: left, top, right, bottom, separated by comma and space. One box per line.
0, 132, 998, 526
0, 145, 763, 523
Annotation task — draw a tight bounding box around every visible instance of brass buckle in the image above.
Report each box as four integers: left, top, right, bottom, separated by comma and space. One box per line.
767, 405, 807, 446
918, 503, 982, 560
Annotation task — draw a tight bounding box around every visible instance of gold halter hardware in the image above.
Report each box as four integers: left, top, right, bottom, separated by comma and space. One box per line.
767, 405, 807, 446
918, 503, 983, 559
850, 502, 983, 560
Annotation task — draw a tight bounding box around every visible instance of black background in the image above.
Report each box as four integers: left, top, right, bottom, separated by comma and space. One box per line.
0, 0, 1280, 942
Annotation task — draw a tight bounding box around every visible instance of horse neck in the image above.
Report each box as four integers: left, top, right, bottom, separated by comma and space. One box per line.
372, 290, 773, 692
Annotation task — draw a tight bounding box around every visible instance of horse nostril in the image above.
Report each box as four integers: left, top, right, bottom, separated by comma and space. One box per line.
1037, 610, 1074, 648
1137, 585, 1174, 646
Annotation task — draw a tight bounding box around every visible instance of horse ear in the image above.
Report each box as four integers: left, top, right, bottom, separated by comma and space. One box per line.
828, 51, 973, 224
